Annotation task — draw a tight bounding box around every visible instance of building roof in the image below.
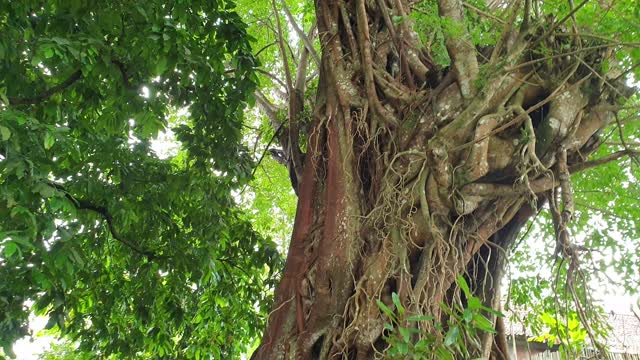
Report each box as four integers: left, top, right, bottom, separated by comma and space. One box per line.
606, 313, 640, 354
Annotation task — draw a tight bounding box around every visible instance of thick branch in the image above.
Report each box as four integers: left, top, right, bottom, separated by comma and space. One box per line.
355, 0, 398, 127
462, 150, 639, 197
438, 0, 479, 99
254, 90, 282, 129
75, 199, 158, 259
289, 33, 310, 185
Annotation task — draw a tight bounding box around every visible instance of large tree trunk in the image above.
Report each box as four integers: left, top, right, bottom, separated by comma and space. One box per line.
252, 0, 627, 358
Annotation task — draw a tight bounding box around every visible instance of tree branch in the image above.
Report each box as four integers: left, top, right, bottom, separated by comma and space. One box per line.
506, 42, 640, 72
256, 68, 289, 90
531, 0, 590, 47
111, 59, 136, 90
355, 0, 398, 127
254, 90, 292, 167
251, 123, 286, 179
271, 0, 294, 93
463, 2, 506, 25
254, 41, 278, 57
47, 181, 161, 261
281, 2, 320, 66
8, 70, 82, 106
75, 199, 158, 260
462, 150, 639, 197
568, 149, 639, 173
288, 33, 309, 188
438, 0, 479, 99
254, 90, 282, 129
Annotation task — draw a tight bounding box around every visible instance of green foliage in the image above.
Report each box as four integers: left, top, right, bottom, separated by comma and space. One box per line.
0, 0, 282, 358
378, 277, 502, 359
236, 0, 318, 95
532, 312, 591, 358
242, 156, 296, 251
410, 2, 451, 67
39, 341, 90, 360
508, 96, 640, 345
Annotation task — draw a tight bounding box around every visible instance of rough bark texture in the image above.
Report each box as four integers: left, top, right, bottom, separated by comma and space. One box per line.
252, 0, 629, 358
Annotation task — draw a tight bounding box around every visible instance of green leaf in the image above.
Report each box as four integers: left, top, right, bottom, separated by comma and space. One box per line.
392, 292, 404, 315
376, 300, 396, 322
435, 347, 454, 360
43, 46, 55, 59
0, 125, 10, 140
398, 326, 410, 343
392, 15, 405, 25
69, 248, 85, 267
3, 242, 19, 258
44, 131, 55, 150
444, 326, 460, 346
33, 182, 56, 198
463, 308, 473, 323
473, 313, 496, 333
0, 87, 9, 105
482, 305, 505, 318
457, 275, 471, 297
155, 56, 168, 75
396, 342, 409, 355
467, 297, 482, 310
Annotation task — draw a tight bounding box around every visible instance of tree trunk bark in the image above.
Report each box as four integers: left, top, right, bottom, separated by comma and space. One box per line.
252, 0, 625, 358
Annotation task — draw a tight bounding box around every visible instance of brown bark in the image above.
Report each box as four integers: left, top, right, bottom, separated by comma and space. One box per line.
252, 0, 629, 358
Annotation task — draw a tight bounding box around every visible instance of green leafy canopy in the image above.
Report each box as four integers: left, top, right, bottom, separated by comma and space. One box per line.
0, 0, 281, 358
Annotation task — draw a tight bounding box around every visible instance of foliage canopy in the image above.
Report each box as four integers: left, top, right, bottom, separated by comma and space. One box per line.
1, 0, 639, 358
0, 0, 282, 358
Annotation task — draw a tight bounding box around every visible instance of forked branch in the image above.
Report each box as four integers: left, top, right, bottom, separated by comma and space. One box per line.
281, 1, 320, 66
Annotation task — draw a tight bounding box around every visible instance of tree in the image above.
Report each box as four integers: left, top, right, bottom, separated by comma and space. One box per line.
247, 0, 640, 358
0, 1, 282, 358
1, 0, 639, 359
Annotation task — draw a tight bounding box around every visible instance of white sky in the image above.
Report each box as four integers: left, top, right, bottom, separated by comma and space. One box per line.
12, 315, 57, 359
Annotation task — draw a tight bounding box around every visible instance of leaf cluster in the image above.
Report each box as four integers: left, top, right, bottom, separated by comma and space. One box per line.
377, 276, 502, 359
